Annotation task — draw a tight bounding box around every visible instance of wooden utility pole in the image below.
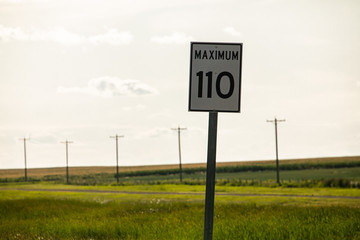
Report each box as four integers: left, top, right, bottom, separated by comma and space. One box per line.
61, 140, 73, 184
19, 137, 30, 182
267, 117, 285, 184
171, 126, 187, 182
110, 134, 124, 183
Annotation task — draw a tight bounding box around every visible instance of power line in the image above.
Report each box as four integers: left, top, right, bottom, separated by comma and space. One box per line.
267, 117, 286, 184
110, 134, 124, 184
19, 137, 30, 182
61, 140, 73, 184
171, 126, 187, 182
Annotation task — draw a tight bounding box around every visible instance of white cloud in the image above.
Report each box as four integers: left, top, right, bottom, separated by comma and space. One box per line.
58, 76, 158, 97
0, 0, 23, 2
151, 31, 193, 45
121, 104, 147, 111
0, 26, 29, 41
88, 28, 133, 46
0, 0, 50, 2
135, 127, 172, 139
0, 25, 133, 46
223, 26, 243, 37
29, 132, 59, 145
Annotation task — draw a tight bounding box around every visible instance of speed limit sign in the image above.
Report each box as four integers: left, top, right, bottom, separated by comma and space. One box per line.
189, 42, 243, 112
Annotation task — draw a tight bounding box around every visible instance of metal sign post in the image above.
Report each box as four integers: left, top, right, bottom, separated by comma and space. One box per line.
203, 111, 218, 240
189, 42, 243, 240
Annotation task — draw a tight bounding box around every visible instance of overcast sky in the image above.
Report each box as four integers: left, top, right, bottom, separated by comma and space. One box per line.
1, 0, 359, 169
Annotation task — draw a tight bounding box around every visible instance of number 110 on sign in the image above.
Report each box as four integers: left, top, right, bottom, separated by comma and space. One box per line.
189, 42, 242, 112
196, 71, 234, 99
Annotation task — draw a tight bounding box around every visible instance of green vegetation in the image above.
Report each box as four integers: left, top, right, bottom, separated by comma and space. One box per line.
1, 166, 359, 188
73, 160, 360, 178
1, 158, 359, 239
1, 182, 360, 198
1, 157, 360, 188
0, 184, 359, 239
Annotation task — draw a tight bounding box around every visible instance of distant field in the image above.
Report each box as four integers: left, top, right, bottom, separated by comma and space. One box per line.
1, 156, 359, 178
123, 167, 360, 182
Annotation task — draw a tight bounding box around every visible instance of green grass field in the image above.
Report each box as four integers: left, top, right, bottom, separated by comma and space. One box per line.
119, 166, 360, 182
0, 183, 359, 239
2, 166, 359, 188
1, 157, 360, 239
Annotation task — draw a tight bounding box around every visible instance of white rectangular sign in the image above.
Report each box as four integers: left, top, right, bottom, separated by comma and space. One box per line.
189, 42, 243, 112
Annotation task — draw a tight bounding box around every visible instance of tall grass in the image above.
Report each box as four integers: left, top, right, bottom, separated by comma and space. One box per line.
0, 198, 204, 239
213, 203, 360, 240
0, 197, 359, 239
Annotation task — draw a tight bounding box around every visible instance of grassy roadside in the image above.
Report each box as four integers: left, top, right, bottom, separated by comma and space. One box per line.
1, 156, 359, 239
1, 182, 360, 198
0, 183, 359, 239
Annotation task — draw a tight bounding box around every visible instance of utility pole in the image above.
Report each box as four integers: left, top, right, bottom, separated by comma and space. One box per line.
267, 117, 286, 184
110, 134, 124, 183
61, 140, 73, 184
19, 137, 30, 182
171, 126, 187, 182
